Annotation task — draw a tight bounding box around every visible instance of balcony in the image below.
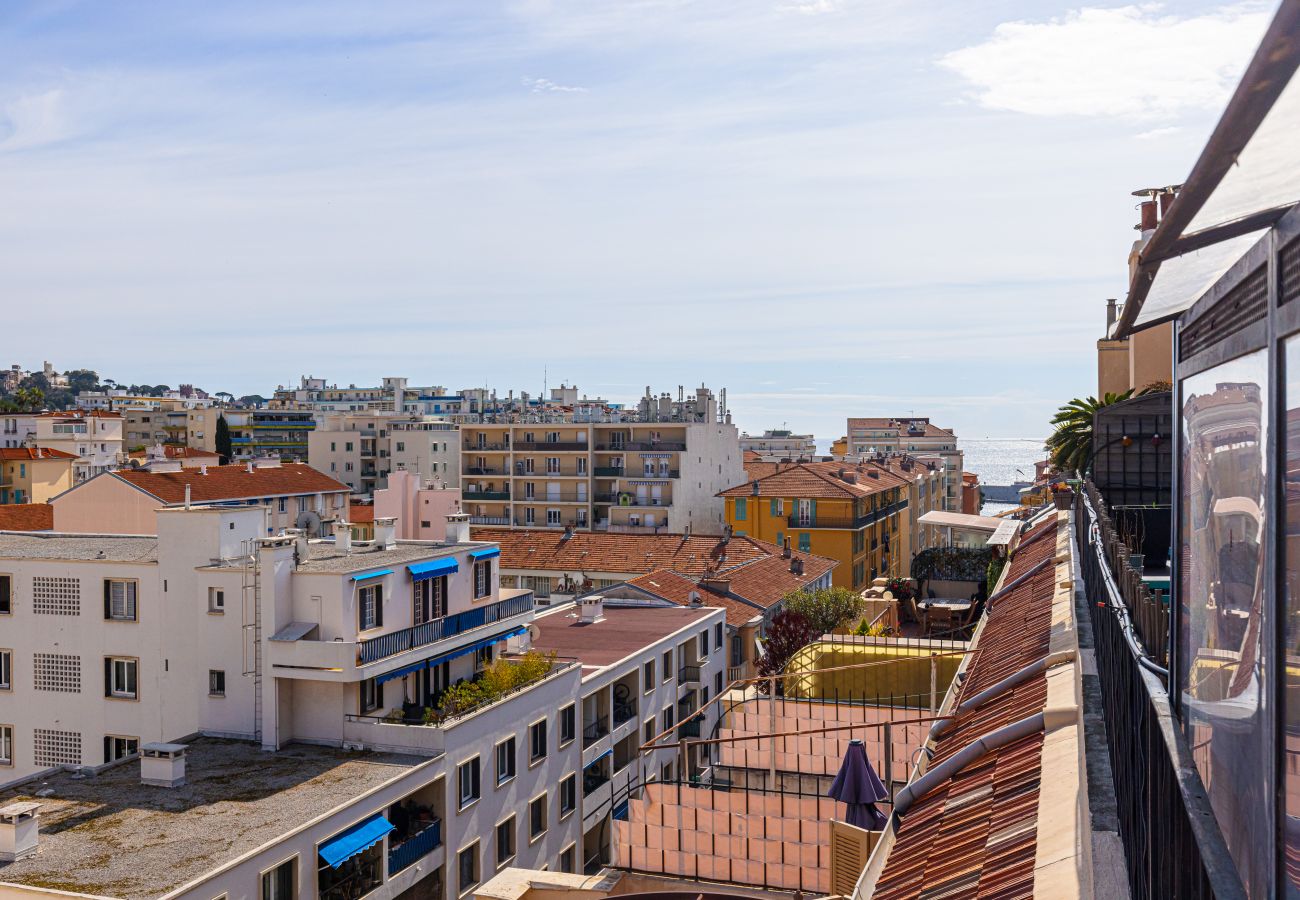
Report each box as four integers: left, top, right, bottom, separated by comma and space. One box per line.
595, 441, 686, 452
513, 441, 589, 451
516, 493, 590, 504
357, 591, 535, 665
677, 719, 702, 739
583, 715, 610, 748
594, 467, 625, 478
468, 515, 510, 525
388, 818, 441, 876
464, 490, 510, 501
595, 493, 672, 507
465, 466, 507, 476
678, 665, 701, 684
786, 499, 908, 531
463, 442, 509, 451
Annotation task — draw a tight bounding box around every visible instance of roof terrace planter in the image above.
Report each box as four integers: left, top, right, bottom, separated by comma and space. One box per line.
358, 591, 534, 665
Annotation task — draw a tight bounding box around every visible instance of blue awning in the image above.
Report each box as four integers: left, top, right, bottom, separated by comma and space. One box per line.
376, 661, 426, 685
319, 815, 394, 869
588, 748, 613, 766
408, 558, 458, 581
424, 626, 527, 670
468, 547, 500, 561
351, 569, 392, 582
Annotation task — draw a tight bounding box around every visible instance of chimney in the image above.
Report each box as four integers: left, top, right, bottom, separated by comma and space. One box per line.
578, 594, 605, 624
287, 528, 309, 561
1137, 199, 1157, 232
374, 516, 397, 549
334, 520, 353, 553
445, 512, 471, 544
700, 573, 732, 594
561, 524, 574, 541
750, 480, 760, 496
722, 524, 733, 543
1105, 298, 1118, 331
184, 483, 192, 510
140, 742, 188, 787
247, 461, 255, 474
868, 469, 879, 478
199, 464, 208, 476
782, 537, 792, 559
0, 803, 40, 862
1159, 188, 1176, 217
790, 557, 804, 576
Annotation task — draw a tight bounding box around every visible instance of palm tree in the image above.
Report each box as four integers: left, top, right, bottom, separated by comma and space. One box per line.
1046, 389, 1134, 473
13, 387, 44, 412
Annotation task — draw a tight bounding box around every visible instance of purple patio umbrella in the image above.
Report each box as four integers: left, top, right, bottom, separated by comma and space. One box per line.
827, 738, 889, 829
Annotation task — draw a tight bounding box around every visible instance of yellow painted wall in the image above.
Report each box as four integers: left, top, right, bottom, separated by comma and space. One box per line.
0, 458, 74, 504
783, 640, 964, 702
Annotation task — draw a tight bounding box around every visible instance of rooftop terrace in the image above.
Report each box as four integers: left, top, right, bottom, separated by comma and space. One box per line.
0, 532, 158, 562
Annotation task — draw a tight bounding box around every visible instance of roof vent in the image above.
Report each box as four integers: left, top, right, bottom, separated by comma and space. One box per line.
0, 803, 41, 862
790, 557, 804, 576
750, 480, 760, 496
578, 594, 605, 624
140, 742, 187, 788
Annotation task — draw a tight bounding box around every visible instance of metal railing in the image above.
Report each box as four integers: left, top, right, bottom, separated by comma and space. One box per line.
785, 499, 907, 531
465, 466, 506, 476
358, 592, 535, 664
464, 490, 510, 501
1074, 485, 1245, 900
678, 665, 701, 684
593, 467, 625, 477
595, 441, 686, 452
513, 441, 589, 451
388, 818, 441, 875
468, 515, 510, 525
583, 715, 610, 748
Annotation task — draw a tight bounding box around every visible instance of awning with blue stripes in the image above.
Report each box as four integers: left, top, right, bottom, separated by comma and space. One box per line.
376, 661, 427, 685
468, 547, 500, 561
318, 815, 394, 868
408, 558, 458, 581
351, 569, 392, 582
374, 626, 528, 684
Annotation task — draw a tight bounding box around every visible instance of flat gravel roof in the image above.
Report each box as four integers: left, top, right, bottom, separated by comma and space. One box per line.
0, 532, 159, 563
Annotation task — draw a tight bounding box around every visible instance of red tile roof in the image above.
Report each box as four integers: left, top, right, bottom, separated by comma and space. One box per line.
847, 417, 955, 438
349, 503, 375, 523
529, 605, 718, 667
104, 463, 350, 504
0, 503, 54, 531
0, 448, 77, 461
469, 528, 782, 577
720, 460, 907, 500
36, 409, 123, 419
126, 446, 220, 460
872, 518, 1060, 899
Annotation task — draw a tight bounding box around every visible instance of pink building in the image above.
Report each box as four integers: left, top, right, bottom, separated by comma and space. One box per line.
374, 468, 463, 541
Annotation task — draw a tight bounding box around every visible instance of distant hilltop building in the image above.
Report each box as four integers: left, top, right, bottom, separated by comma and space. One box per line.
845, 416, 962, 511
738, 428, 817, 458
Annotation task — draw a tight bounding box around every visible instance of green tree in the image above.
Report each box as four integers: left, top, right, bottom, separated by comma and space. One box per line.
215, 415, 233, 464
1045, 390, 1134, 473
64, 369, 100, 394
781, 586, 866, 635
13, 386, 44, 411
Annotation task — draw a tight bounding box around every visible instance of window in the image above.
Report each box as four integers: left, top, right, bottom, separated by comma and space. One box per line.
734, 498, 747, 521
415, 576, 446, 624
0, 724, 11, 766
662, 650, 673, 680
663, 705, 674, 730
529, 719, 548, 763
496, 737, 516, 785
699, 630, 709, 659
358, 583, 383, 630
560, 844, 576, 874
714, 623, 723, 650
715, 671, 723, 694
559, 704, 576, 745
0, 574, 9, 614
496, 816, 516, 867
0, 649, 9, 690
106, 657, 138, 699
769, 498, 783, 516
643, 659, 655, 692
104, 579, 137, 621
359, 677, 381, 712
474, 560, 492, 599
458, 757, 481, 808
396, 441, 405, 452
459, 844, 480, 893
529, 793, 547, 840
559, 773, 576, 816
104, 735, 138, 763
260, 857, 296, 900
277, 497, 287, 513
661, 762, 673, 782
645, 718, 655, 744
546, 457, 560, 473
798, 532, 811, 553
209, 670, 226, 697
731, 634, 743, 667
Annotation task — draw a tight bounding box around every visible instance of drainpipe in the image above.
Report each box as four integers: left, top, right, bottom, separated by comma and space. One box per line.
926, 651, 1075, 744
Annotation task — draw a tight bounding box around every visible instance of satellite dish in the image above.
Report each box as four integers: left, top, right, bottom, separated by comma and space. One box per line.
295, 510, 322, 537
527, 624, 541, 643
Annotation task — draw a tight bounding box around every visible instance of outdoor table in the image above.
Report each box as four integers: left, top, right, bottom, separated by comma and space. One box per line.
916, 599, 973, 614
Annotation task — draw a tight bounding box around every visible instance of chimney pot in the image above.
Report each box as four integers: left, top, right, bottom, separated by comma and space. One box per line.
579, 594, 605, 624
444, 512, 471, 544
140, 742, 187, 788
374, 517, 397, 549
333, 520, 353, 554
0, 803, 41, 862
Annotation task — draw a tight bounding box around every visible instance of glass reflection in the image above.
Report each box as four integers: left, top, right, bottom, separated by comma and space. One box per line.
1285, 338, 1300, 892
1179, 350, 1269, 897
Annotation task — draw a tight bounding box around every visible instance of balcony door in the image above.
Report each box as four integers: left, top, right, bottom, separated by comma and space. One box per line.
795, 499, 813, 527
414, 576, 446, 625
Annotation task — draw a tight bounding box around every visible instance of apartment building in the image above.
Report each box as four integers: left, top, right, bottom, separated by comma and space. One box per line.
527, 599, 726, 873
33, 410, 125, 482
375, 469, 463, 542
272, 377, 615, 422
125, 444, 221, 469
308, 413, 460, 494
49, 460, 350, 536
738, 429, 817, 458
217, 408, 316, 460
0, 448, 76, 505
0, 414, 37, 450
720, 459, 912, 591
462, 386, 742, 536
845, 417, 962, 511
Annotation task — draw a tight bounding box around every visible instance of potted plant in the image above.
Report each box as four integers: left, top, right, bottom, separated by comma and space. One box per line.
1050, 482, 1074, 510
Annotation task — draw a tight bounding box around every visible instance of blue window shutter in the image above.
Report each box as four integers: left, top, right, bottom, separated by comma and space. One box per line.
810, 500, 817, 523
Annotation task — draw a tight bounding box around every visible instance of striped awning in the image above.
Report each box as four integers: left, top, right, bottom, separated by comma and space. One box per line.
351, 569, 392, 581
469, 547, 500, 561
408, 558, 458, 581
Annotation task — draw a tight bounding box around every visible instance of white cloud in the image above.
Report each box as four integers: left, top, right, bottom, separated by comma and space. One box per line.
0, 89, 72, 152
939, 3, 1271, 119
522, 76, 588, 93
781, 0, 844, 14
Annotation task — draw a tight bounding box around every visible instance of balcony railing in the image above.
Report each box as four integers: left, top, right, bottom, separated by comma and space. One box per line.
465, 466, 507, 476
595, 493, 672, 506
678, 665, 701, 684
464, 442, 509, 451
677, 719, 702, 739
594, 441, 685, 452
726, 665, 747, 684
593, 467, 625, 478
583, 715, 610, 748
516, 493, 590, 504
464, 490, 510, 501
468, 515, 510, 525
513, 441, 589, 451
357, 591, 534, 665
1073, 482, 1242, 900
388, 818, 441, 876
786, 499, 908, 531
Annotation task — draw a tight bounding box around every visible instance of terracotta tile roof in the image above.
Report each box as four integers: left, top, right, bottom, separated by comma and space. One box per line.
529, 604, 718, 667
618, 549, 837, 626
0, 448, 78, 461
126, 446, 220, 460
0, 503, 54, 531
742, 449, 764, 463
872, 518, 1060, 900
469, 528, 781, 577
846, 417, 955, 438
104, 463, 350, 504
36, 409, 123, 419
349, 503, 375, 523
719, 460, 907, 500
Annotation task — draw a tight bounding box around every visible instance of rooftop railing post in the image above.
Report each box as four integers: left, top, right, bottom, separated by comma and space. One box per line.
769, 675, 778, 788
930, 653, 938, 714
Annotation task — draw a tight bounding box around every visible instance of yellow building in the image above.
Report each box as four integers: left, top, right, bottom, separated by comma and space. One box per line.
0, 447, 77, 504
830, 436, 848, 457
719, 460, 911, 591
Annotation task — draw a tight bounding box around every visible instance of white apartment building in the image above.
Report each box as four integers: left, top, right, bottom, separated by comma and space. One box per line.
845, 417, 964, 512
309, 413, 461, 495
0, 415, 37, 450
0, 509, 727, 900
33, 410, 125, 482
273, 378, 615, 423
462, 386, 743, 536
738, 429, 817, 458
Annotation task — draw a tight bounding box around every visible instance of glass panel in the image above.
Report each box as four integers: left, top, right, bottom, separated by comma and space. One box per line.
1179, 349, 1269, 897
1285, 336, 1300, 893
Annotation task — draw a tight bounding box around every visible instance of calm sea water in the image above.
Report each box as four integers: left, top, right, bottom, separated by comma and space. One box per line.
961, 439, 1046, 486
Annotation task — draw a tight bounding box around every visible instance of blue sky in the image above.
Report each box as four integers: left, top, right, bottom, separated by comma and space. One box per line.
0, 1, 1275, 441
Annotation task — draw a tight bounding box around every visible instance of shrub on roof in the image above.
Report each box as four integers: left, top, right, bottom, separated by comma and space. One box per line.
780, 586, 865, 636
